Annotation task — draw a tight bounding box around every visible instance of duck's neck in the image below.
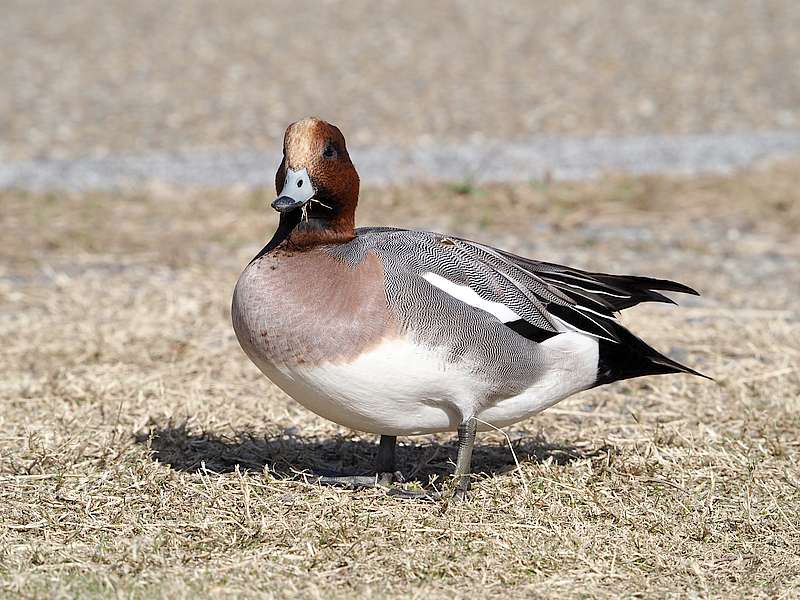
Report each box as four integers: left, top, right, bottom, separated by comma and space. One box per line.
251, 206, 355, 261
287, 214, 355, 248
284, 196, 356, 248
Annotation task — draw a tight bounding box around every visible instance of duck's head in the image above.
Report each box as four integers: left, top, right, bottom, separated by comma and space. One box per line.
271, 117, 359, 247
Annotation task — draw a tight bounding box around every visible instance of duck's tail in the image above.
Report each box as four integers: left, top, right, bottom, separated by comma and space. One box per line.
595, 319, 711, 386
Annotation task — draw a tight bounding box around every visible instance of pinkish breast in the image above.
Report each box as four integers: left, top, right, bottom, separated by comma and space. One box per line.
232, 247, 399, 369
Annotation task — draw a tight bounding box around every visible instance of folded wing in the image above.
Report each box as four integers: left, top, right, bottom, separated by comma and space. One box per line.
351, 227, 706, 381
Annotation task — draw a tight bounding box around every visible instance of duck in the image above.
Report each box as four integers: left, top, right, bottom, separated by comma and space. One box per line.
232, 117, 707, 499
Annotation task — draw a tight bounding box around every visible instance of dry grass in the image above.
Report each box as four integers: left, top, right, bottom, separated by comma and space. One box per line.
1, 162, 799, 598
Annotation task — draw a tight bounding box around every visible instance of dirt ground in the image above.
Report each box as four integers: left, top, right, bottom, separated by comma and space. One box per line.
1, 162, 799, 598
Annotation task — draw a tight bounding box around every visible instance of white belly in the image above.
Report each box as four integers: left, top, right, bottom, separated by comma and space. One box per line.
246, 332, 599, 436
250, 336, 481, 435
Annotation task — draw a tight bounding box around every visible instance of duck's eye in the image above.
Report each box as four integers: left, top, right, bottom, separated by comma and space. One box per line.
322, 143, 337, 160
297, 179, 303, 188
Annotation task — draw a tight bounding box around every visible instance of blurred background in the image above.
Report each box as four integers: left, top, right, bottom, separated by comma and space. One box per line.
2, 0, 800, 186
2, 2, 800, 598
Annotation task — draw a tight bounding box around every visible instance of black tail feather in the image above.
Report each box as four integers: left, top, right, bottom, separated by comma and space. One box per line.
595, 321, 710, 385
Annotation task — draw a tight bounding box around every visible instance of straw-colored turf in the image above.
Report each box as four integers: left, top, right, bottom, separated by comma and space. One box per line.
1, 162, 799, 598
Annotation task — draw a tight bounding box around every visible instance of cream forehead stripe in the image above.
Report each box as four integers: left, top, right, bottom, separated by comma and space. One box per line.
278, 168, 315, 204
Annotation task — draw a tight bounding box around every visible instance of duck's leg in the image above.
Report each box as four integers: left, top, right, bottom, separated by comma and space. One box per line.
389, 417, 477, 501
312, 435, 402, 489
452, 417, 477, 499
375, 435, 403, 485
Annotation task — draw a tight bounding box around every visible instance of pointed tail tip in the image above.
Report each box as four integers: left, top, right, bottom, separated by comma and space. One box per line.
683, 366, 715, 382
655, 357, 714, 382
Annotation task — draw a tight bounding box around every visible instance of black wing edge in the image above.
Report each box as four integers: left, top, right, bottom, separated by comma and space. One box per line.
497, 251, 700, 312
570, 271, 700, 309
530, 268, 699, 311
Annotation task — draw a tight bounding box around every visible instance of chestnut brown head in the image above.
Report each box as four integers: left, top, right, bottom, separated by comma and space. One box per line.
271, 117, 360, 246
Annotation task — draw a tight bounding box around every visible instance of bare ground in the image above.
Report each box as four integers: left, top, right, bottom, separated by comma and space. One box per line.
1, 162, 799, 598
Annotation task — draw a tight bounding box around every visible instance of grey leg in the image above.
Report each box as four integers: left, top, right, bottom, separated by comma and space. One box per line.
453, 417, 477, 499
312, 435, 402, 489
389, 418, 477, 501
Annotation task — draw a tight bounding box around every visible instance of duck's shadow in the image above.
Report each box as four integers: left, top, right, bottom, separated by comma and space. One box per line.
136, 422, 607, 485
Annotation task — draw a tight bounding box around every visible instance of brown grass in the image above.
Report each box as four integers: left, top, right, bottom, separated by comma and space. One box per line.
1, 161, 799, 598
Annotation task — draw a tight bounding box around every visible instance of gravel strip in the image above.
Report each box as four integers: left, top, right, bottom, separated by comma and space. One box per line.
2, 130, 799, 191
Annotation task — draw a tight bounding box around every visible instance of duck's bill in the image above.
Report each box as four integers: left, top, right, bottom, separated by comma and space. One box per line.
272, 167, 315, 213
271, 195, 307, 212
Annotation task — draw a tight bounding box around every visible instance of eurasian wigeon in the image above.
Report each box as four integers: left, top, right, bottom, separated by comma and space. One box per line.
232, 117, 706, 499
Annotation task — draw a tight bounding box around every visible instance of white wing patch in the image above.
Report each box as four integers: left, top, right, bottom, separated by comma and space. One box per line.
422, 272, 520, 323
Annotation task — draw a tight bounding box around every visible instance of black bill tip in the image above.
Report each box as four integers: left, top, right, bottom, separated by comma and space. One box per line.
271, 196, 306, 213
